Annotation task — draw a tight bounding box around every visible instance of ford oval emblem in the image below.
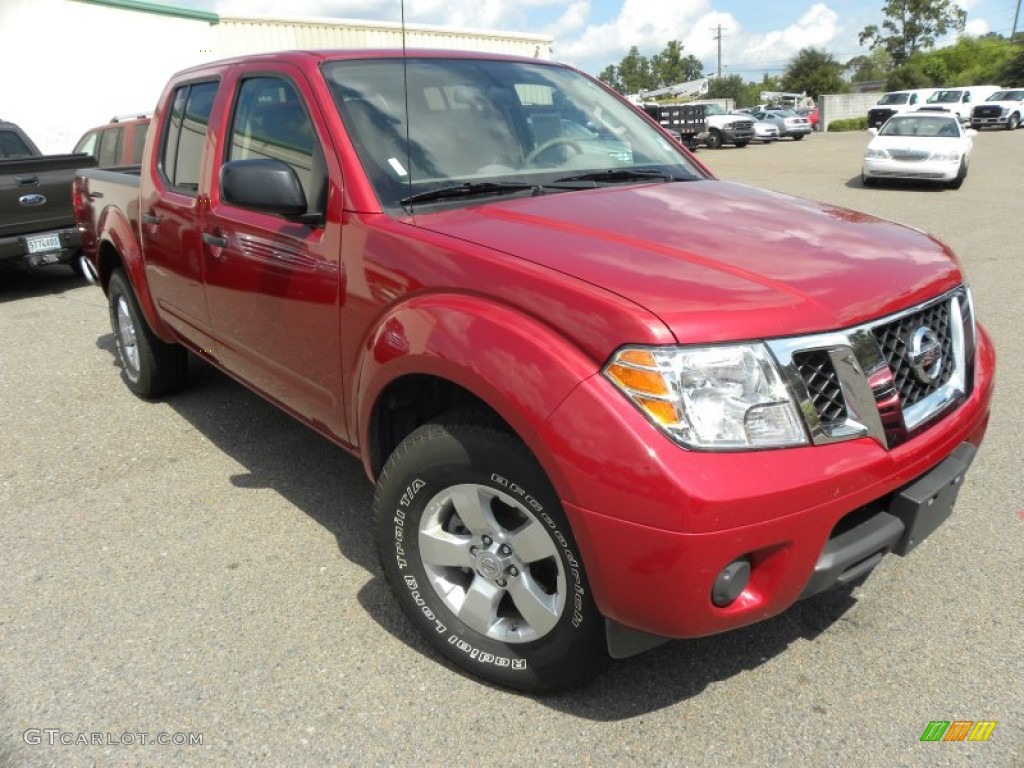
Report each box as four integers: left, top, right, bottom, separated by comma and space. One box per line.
908, 326, 943, 385
18, 193, 46, 207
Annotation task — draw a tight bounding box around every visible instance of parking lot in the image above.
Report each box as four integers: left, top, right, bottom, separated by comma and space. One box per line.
1, 129, 1021, 767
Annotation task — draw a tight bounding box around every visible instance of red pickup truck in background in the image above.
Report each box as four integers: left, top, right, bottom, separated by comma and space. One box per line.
73, 49, 995, 692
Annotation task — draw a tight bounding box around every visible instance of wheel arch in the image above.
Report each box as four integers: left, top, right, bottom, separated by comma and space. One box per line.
356, 295, 600, 491
93, 207, 175, 341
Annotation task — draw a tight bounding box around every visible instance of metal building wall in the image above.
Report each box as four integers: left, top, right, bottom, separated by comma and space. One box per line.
212, 16, 552, 61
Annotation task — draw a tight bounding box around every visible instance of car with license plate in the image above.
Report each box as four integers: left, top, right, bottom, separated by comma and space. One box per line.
861, 113, 976, 189
1, 119, 96, 276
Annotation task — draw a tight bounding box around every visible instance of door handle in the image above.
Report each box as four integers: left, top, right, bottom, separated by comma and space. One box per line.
15, 175, 39, 187
142, 213, 161, 225
202, 232, 228, 248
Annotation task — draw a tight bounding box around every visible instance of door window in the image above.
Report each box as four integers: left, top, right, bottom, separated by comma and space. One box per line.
227, 76, 324, 211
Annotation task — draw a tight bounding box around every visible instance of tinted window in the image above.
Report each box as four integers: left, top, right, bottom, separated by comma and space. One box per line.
132, 123, 149, 164
97, 127, 124, 167
161, 81, 218, 191
227, 77, 322, 211
0, 130, 33, 158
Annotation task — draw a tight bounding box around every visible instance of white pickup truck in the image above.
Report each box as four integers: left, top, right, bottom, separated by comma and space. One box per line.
970, 88, 1024, 131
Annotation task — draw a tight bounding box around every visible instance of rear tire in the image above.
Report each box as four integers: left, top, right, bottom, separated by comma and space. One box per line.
373, 413, 606, 692
107, 270, 187, 398
792, 133, 805, 141
861, 174, 876, 187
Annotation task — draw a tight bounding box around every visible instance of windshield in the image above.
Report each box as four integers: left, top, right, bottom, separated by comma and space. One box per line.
702, 103, 726, 115
878, 116, 960, 138
989, 90, 1024, 101
877, 93, 910, 106
321, 56, 703, 209
927, 90, 963, 104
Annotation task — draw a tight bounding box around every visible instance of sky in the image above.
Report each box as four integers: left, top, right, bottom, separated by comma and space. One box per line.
170, 0, 1020, 78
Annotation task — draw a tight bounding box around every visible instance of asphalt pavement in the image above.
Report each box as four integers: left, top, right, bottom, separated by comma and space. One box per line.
1, 129, 1021, 767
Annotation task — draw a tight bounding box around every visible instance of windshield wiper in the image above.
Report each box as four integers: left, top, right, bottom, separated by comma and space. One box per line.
552, 168, 688, 185
401, 181, 541, 206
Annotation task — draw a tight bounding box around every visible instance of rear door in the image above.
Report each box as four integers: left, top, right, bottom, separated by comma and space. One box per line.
140, 79, 220, 351
203, 64, 346, 435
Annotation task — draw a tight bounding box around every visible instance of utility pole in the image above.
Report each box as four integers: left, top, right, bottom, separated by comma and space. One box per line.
710, 24, 727, 78
1012, 0, 1022, 41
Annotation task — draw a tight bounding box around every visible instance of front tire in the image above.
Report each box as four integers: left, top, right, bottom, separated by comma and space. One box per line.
705, 129, 723, 149
1008, 113, 1020, 130
107, 270, 187, 397
947, 160, 967, 190
792, 133, 805, 141
374, 414, 606, 692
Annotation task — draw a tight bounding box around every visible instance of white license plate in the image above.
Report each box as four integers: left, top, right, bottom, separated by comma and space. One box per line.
26, 233, 61, 254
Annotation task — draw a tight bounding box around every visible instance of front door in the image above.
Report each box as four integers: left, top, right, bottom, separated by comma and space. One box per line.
203, 68, 347, 439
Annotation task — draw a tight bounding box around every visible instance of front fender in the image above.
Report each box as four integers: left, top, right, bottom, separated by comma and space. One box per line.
355, 293, 601, 489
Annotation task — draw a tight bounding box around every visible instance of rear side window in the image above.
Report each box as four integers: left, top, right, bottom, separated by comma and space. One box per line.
97, 127, 124, 167
74, 131, 99, 156
0, 130, 33, 158
132, 123, 149, 164
160, 80, 218, 192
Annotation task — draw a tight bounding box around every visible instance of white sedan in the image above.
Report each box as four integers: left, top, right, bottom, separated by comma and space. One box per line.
862, 113, 977, 189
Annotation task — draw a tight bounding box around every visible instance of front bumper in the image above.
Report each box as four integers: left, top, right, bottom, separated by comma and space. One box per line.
538, 326, 994, 641
862, 156, 961, 182
970, 116, 1009, 128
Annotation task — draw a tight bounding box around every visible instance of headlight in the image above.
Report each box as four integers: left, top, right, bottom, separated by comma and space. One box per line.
930, 150, 961, 162
722, 121, 735, 128
864, 148, 888, 159
603, 344, 808, 450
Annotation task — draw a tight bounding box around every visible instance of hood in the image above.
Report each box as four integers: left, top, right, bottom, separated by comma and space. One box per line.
411, 180, 962, 343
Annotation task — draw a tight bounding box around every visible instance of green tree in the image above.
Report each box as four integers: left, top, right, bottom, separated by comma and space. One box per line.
782, 47, 848, 98
598, 64, 623, 92
1000, 45, 1024, 83
617, 46, 653, 94
885, 61, 931, 90
859, 0, 967, 66
705, 74, 754, 106
651, 40, 704, 86
844, 49, 893, 83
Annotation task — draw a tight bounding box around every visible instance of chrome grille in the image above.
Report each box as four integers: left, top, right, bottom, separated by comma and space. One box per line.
873, 301, 955, 407
769, 288, 973, 449
888, 149, 930, 161
792, 350, 846, 424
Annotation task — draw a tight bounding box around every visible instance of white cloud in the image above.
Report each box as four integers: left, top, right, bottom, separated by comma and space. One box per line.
964, 19, 990, 36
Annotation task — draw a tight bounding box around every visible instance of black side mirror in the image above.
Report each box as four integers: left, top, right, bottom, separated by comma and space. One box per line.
220, 158, 310, 220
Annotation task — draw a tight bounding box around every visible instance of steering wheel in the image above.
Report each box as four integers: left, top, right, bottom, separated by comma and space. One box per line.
525, 137, 584, 165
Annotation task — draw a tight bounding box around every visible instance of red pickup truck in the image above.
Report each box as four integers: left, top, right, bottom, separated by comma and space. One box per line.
74, 49, 995, 692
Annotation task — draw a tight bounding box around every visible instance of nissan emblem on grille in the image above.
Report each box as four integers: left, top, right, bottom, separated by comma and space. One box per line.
909, 327, 943, 385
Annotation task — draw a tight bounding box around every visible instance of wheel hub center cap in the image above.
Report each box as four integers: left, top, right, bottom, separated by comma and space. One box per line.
474, 551, 505, 581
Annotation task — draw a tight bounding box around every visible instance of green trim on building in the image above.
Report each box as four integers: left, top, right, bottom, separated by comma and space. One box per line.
73, 0, 219, 24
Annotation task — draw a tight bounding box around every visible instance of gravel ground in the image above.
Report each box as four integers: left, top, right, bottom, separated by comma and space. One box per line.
1, 128, 1021, 767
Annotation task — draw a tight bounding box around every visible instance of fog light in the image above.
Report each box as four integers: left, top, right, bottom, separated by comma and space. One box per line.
712, 558, 751, 607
